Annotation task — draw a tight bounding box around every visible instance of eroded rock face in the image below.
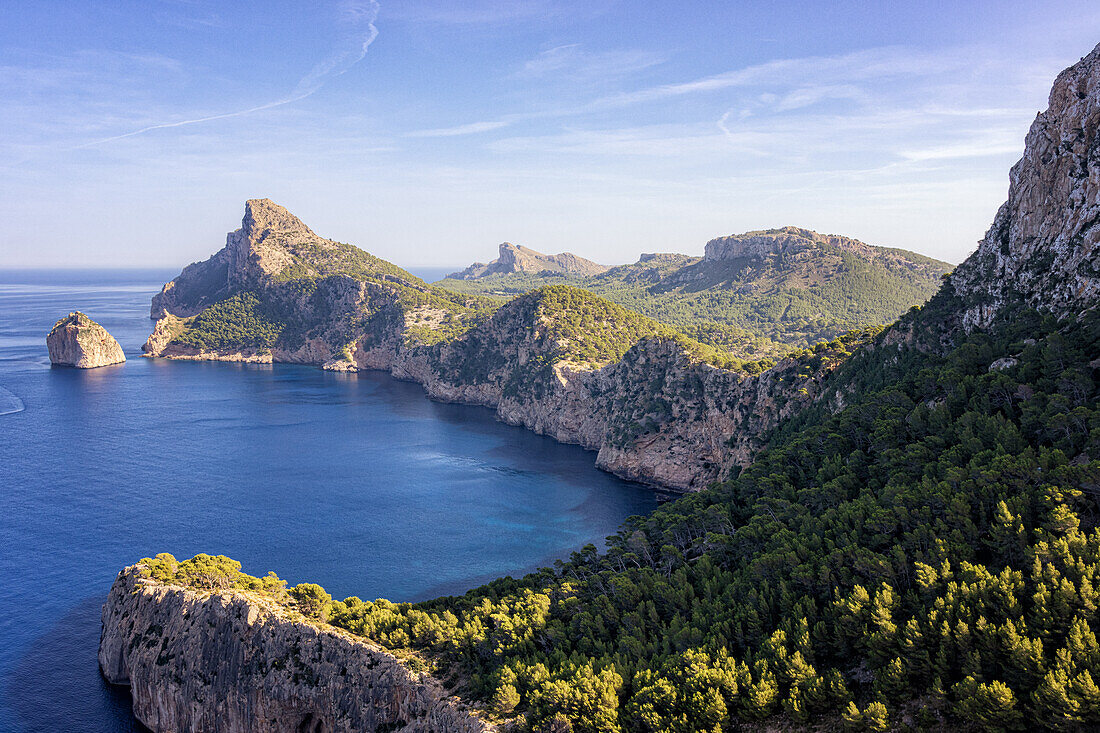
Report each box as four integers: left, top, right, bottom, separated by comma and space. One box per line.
949, 42, 1100, 329
46, 312, 125, 368
99, 565, 492, 733
151, 199, 328, 319
346, 326, 841, 492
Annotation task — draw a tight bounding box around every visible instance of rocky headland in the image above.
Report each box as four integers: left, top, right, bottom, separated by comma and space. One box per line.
142, 199, 860, 491
100, 562, 493, 733
46, 311, 125, 368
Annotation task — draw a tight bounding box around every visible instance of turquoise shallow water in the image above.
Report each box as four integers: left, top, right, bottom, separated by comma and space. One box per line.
0, 269, 655, 732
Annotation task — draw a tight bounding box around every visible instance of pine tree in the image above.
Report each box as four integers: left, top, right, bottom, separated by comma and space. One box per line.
954, 679, 1023, 732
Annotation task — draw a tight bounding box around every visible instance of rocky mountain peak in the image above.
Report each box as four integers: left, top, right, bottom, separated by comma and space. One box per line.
949, 42, 1100, 329
227, 199, 321, 289
151, 199, 334, 318
447, 242, 609, 280
241, 198, 314, 241
496, 242, 530, 265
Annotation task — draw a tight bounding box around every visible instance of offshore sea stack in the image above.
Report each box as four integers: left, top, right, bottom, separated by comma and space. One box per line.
99, 565, 493, 733
46, 312, 125, 368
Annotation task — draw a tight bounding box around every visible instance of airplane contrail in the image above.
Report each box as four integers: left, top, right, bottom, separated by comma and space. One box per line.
71, 0, 380, 151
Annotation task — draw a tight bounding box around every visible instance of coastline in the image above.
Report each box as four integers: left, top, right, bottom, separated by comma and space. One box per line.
142, 345, 693, 496
140, 337, 828, 495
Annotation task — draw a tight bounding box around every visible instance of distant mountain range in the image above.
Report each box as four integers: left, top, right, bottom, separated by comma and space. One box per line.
436, 226, 951, 352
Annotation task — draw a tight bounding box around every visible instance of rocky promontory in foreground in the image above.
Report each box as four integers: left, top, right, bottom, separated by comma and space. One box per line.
100, 558, 493, 733
46, 312, 125, 368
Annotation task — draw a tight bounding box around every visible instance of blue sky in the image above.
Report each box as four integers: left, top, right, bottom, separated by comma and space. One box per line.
3, 1, 1099, 269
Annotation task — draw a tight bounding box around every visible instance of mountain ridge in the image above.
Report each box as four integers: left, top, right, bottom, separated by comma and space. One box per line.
438, 227, 951, 348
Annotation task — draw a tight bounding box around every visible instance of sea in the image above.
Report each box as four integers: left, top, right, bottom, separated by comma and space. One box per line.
0, 268, 655, 732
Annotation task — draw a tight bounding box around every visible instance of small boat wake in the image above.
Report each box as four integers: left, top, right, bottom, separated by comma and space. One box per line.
0, 386, 25, 415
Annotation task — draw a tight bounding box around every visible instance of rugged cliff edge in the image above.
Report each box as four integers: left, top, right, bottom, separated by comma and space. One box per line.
947, 42, 1100, 330
100, 564, 492, 733
47, 311, 125, 368
143, 200, 860, 491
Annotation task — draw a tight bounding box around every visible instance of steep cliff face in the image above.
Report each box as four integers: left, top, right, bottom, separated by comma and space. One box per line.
591, 339, 839, 488
447, 242, 609, 280
150, 199, 313, 317
46, 312, 126, 368
948, 43, 1100, 330
375, 290, 854, 491
100, 565, 492, 733
359, 320, 855, 491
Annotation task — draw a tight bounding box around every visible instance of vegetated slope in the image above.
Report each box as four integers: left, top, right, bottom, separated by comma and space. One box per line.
157, 307, 1100, 732
138, 41, 1100, 732
437, 227, 951, 356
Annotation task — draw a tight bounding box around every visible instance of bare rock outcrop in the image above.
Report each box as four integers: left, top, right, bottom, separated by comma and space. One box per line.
447, 242, 609, 280
949, 42, 1100, 329
99, 565, 492, 733
151, 199, 349, 319
46, 312, 125, 368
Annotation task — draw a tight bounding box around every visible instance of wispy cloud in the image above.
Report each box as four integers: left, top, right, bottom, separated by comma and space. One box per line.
405, 45, 1001, 139
67, 0, 381, 152
897, 138, 1025, 162
404, 43, 664, 138
406, 119, 518, 138
516, 44, 663, 80
382, 0, 610, 25
590, 46, 966, 110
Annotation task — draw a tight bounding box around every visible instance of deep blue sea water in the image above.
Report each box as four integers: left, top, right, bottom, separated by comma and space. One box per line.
0, 269, 655, 732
